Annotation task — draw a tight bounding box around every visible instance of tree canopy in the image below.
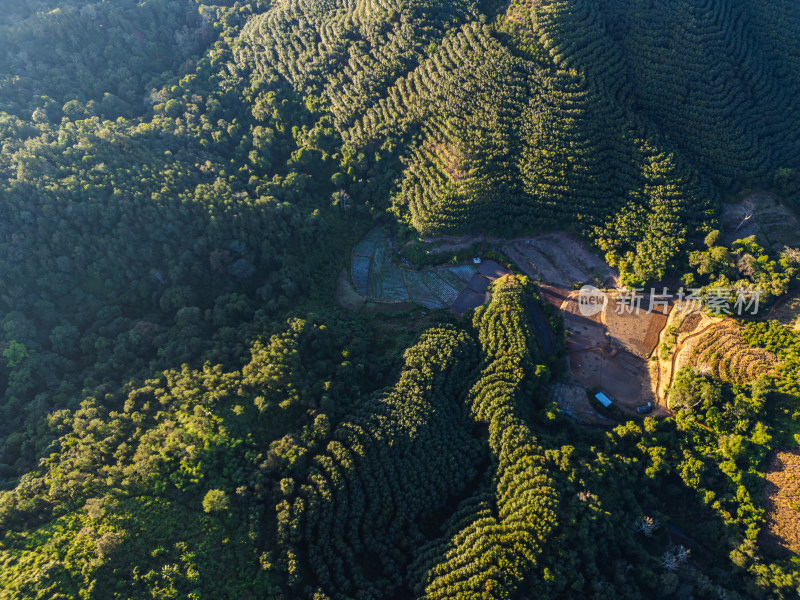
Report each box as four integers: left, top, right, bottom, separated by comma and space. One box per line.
1, 1, 800, 598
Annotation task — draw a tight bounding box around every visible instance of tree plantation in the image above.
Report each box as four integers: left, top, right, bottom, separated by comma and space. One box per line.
1, 1, 800, 599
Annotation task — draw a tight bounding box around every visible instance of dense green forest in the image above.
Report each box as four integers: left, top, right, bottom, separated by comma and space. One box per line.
1, 0, 800, 598
237, 0, 800, 284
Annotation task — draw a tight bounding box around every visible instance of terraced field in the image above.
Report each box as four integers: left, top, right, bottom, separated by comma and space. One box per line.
349, 226, 617, 314
656, 312, 720, 402
689, 321, 778, 384
349, 227, 509, 311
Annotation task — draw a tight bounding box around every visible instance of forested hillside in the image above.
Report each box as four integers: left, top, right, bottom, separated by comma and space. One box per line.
237, 0, 800, 283
0, 0, 210, 119
0, 0, 360, 484
0, 0, 799, 598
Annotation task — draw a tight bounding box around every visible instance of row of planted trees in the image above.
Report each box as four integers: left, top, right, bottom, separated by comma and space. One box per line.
239, 0, 800, 286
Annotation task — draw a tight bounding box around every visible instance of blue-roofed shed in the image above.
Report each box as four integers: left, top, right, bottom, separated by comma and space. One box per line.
594, 392, 613, 408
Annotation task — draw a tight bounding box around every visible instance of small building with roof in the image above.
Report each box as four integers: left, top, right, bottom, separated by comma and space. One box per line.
594, 392, 613, 408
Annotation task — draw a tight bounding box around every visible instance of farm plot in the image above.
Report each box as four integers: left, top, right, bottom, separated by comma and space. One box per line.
348, 227, 511, 312
689, 321, 777, 384
403, 271, 446, 308
504, 232, 617, 288
602, 291, 671, 358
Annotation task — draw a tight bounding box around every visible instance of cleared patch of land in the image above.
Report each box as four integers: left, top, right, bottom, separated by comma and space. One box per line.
503, 233, 618, 288
569, 342, 656, 416
347, 228, 686, 421
602, 291, 670, 358
547, 382, 616, 427
721, 191, 800, 250
770, 293, 800, 332
760, 449, 800, 556
418, 231, 618, 289
540, 286, 664, 417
